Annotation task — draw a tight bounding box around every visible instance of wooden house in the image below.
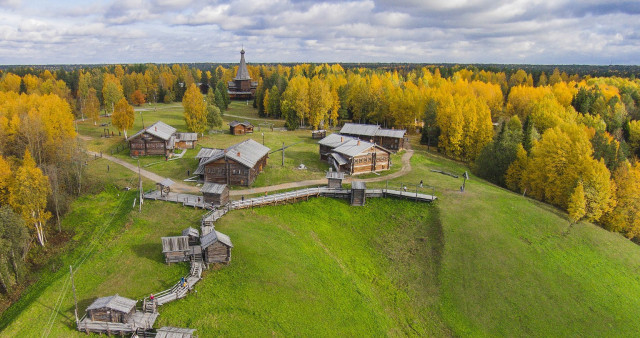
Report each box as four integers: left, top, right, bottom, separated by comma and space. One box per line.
227, 49, 258, 99
128, 121, 177, 157
229, 121, 254, 135
85, 295, 137, 323
182, 227, 200, 246
174, 132, 198, 149
340, 123, 406, 152
195, 139, 270, 186
200, 230, 233, 264
351, 181, 366, 206
161, 236, 191, 264
326, 170, 345, 189
312, 129, 327, 139
156, 327, 197, 338
156, 178, 175, 197
200, 182, 229, 206
318, 134, 391, 175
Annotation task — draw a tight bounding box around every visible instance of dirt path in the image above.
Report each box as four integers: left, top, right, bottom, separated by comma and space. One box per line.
223, 113, 283, 123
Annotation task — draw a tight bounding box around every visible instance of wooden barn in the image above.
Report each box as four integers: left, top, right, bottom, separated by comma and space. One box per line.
195, 139, 270, 186
127, 121, 176, 157
182, 227, 200, 246
174, 132, 198, 149
85, 295, 137, 323
227, 49, 258, 99
229, 121, 254, 135
340, 123, 406, 152
161, 236, 191, 264
326, 170, 345, 189
351, 181, 366, 206
200, 230, 233, 264
200, 182, 229, 206
318, 134, 391, 175
312, 129, 327, 139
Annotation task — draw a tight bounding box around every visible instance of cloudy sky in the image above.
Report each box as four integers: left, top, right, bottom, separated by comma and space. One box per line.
0, 0, 638, 65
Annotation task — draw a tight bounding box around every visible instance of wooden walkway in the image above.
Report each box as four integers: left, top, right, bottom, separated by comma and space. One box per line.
144, 261, 203, 309
77, 311, 158, 335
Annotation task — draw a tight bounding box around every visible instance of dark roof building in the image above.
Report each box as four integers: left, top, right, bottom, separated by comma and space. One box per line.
127, 121, 198, 156
200, 182, 229, 206
318, 133, 391, 175
85, 295, 137, 323
195, 139, 270, 186
339, 123, 406, 152
227, 49, 258, 99
229, 120, 254, 135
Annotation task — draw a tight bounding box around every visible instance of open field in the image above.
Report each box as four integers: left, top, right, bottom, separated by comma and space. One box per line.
2, 137, 640, 336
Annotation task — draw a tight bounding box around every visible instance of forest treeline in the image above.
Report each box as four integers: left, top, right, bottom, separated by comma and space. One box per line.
1, 62, 640, 295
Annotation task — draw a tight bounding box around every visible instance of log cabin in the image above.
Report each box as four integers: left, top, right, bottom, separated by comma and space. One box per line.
161, 236, 191, 264
318, 134, 391, 175
174, 132, 198, 149
200, 182, 229, 206
229, 121, 254, 135
85, 295, 137, 323
127, 121, 176, 157
195, 139, 270, 186
339, 123, 406, 152
200, 229, 233, 264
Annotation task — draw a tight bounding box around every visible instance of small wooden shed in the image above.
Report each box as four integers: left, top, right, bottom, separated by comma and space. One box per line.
326, 170, 345, 189
182, 227, 200, 246
156, 326, 197, 338
174, 132, 198, 149
157, 178, 175, 197
200, 182, 229, 206
85, 295, 137, 323
312, 130, 327, 139
161, 236, 191, 264
351, 181, 366, 206
229, 121, 254, 135
201, 230, 233, 264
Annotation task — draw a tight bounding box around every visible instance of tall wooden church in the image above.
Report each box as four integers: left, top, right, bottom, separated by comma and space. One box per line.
227, 49, 258, 99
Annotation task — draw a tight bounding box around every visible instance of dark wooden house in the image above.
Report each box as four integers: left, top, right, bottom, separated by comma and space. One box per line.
182, 227, 200, 246
227, 49, 258, 99
318, 134, 391, 175
156, 178, 175, 197
229, 121, 254, 135
326, 170, 345, 189
351, 181, 366, 206
312, 129, 327, 139
85, 295, 137, 323
196, 139, 270, 186
200, 229, 233, 264
128, 121, 177, 157
200, 182, 229, 206
340, 123, 406, 152
161, 236, 191, 264
174, 132, 198, 149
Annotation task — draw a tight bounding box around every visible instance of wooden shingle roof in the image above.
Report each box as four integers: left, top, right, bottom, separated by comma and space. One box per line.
200, 182, 227, 195
202, 139, 269, 169
86, 295, 136, 313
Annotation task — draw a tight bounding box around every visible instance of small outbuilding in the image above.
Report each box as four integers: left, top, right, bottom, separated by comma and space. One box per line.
351, 181, 366, 206
200, 182, 229, 206
229, 121, 254, 135
200, 230, 233, 264
85, 295, 137, 323
161, 236, 191, 264
312, 130, 327, 139
156, 178, 175, 197
182, 227, 200, 246
156, 326, 197, 338
174, 132, 198, 149
326, 171, 345, 189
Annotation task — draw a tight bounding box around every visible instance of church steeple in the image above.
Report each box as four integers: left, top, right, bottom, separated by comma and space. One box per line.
234, 48, 251, 81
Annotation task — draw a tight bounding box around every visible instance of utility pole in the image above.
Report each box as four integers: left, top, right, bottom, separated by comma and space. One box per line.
70, 265, 79, 326
138, 159, 142, 212
281, 142, 285, 166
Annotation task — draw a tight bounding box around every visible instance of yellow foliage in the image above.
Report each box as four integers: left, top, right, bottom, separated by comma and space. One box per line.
182, 84, 207, 134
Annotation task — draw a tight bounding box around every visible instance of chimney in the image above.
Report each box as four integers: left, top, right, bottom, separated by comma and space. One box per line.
224, 149, 228, 153
237, 151, 241, 157
357, 140, 360, 146
341, 137, 343, 142
155, 126, 157, 131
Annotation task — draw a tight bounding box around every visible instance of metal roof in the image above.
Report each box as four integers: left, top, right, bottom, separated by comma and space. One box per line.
156, 327, 196, 338
200, 182, 227, 195
200, 230, 218, 249
86, 294, 136, 313
332, 139, 376, 157
234, 49, 252, 81
195, 148, 223, 159
229, 120, 253, 127
215, 231, 233, 247
158, 178, 175, 187
340, 123, 380, 137
352, 181, 366, 190
317, 133, 357, 148
202, 139, 270, 169
329, 152, 348, 166
175, 132, 198, 141
326, 171, 345, 179
182, 227, 199, 237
